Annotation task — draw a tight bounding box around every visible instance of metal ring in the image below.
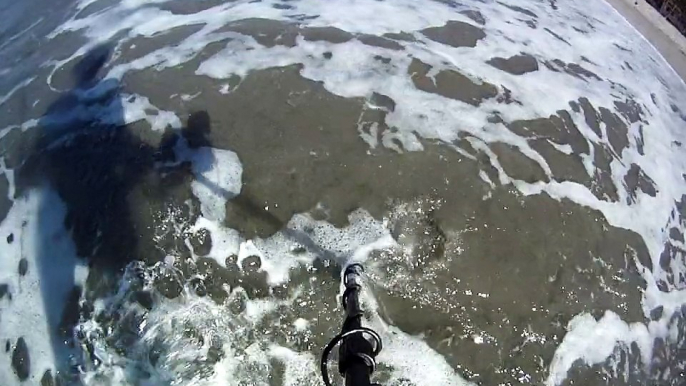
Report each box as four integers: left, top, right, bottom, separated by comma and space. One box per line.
320, 327, 383, 386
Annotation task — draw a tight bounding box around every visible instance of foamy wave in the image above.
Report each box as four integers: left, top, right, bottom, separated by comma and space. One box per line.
0, 0, 685, 384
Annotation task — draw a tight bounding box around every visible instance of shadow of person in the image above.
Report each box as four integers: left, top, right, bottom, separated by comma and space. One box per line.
13, 44, 169, 382
11, 58, 345, 380
183, 110, 212, 149
39, 45, 121, 136
32, 44, 149, 269
179, 110, 238, 201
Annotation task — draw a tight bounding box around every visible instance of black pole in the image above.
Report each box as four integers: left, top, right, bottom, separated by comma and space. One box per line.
320, 264, 382, 386
339, 265, 376, 386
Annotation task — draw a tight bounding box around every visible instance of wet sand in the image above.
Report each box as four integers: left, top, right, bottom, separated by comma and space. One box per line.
0, 0, 684, 385
0, 54, 655, 384
61, 56, 651, 384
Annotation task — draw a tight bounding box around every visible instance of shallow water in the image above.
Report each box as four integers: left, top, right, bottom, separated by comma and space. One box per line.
0, 0, 685, 385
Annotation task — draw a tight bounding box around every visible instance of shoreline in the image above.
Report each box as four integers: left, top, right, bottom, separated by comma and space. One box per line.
604, 0, 686, 83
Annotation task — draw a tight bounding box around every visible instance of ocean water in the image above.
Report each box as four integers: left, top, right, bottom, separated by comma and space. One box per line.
0, 0, 685, 385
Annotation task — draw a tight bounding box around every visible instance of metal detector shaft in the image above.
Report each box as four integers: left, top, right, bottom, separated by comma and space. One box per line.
340, 264, 375, 386
320, 264, 383, 386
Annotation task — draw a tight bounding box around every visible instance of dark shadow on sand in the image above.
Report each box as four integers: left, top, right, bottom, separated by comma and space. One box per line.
14, 44, 183, 382
10, 45, 343, 383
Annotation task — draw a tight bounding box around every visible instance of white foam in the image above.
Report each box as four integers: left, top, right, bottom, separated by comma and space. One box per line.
357, 279, 474, 386
176, 141, 244, 267
244, 209, 392, 285
268, 345, 318, 386
197, 38, 303, 79
0, 185, 87, 383
35, 89, 181, 136
375, 322, 473, 386
0, 18, 44, 53
117, 93, 182, 131
185, 146, 243, 222
292, 318, 309, 331
189, 216, 242, 267
70, 249, 468, 386
546, 311, 653, 386
0, 76, 35, 107
177, 134, 395, 284
8, 0, 685, 382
